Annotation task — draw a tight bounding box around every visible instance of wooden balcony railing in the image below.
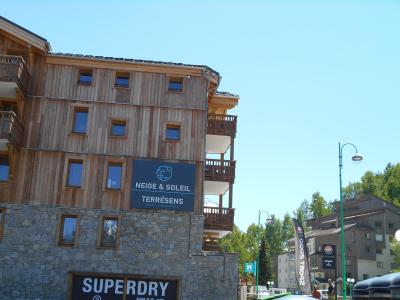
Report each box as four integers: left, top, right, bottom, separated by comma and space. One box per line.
0, 55, 31, 96
207, 114, 237, 137
0, 111, 24, 147
203, 206, 234, 232
205, 159, 236, 183
202, 239, 222, 252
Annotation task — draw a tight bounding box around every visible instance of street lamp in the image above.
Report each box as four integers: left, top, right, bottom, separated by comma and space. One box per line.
339, 142, 363, 300
346, 277, 355, 299
256, 210, 270, 296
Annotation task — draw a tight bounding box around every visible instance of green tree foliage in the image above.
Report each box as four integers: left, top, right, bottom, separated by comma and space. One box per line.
309, 192, 331, 218
258, 238, 272, 285
391, 240, 400, 272
293, 199, 310, 229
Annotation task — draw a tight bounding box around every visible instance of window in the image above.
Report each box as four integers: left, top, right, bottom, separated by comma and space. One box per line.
100, 217, 119, 248
166, 124, 180, 141
346, 258, 352, 266
67, 160, 83, 187
375, 234, 384, 242
78, 70, 92, 85
389, 223, 394, 229
59, 215, 78, 246
72, 108, 88, 134
106, 163, 122, 190
365, 246, 371, 253
0, 208, 5, 241
376, 248, 383, 254
375, 221, 382, 228
0, 156, 9, 182
364, 232, 371, 240
377, 261, 384, 269
115, 72, 129, 88
168, 77, 183, 92
110, 120, 126, 137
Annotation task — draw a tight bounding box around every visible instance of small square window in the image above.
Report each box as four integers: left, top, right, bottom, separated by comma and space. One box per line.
78, 70, 92, 85
115, 72, 129, 88
100, 217, 118, 248
59, 215, 78, 246
106, 163, 122, 190
375, 221, 382, 228
73, 108, 88, 134
365, 246, 371, 253
389, 223, 394, 229
111, 120, 126, 137
166, 124, 180, 141
168, 77, 183, 92
0, 156, 9, 182
67, 160, 83, 187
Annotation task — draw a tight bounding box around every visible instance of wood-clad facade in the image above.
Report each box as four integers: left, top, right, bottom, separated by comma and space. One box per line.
0, 17, 240, 299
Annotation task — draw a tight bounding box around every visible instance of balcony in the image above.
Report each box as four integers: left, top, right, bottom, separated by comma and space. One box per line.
207, 114, 237, 137
205, 159, 236, 183
0, 55, 31, 98
203, 206, 234, 232
0, 111, 24, 149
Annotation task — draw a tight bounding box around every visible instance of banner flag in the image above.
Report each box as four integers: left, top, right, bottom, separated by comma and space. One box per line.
292, 218, 312, 295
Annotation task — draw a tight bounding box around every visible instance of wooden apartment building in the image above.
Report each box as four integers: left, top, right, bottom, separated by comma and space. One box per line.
0, 16, 239, 299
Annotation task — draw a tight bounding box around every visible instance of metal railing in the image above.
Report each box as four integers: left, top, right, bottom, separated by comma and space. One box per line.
0, 55, 31, 96
205, 159, 236, 182
207, 114, 237, 137
0, 111, 24, 146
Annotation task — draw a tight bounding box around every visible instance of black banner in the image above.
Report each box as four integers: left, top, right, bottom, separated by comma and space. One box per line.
71, 274, 178, 300
292, 218, 312, 295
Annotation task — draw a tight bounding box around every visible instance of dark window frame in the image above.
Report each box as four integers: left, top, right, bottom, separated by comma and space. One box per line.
0, 155, 9, 182
115, 72, 130, 88
72, 107, 89, 134
66, 159, 84, 188
58, 214, 80, 247
98, 216, 120, 249
106, 162, 123, 190
167, 76, 184, 93
110, 119, 127, 137
78, 69, 93, 85
165, 124, 181, 141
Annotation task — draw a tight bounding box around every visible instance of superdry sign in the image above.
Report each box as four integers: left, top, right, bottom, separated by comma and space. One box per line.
131, 160, 196, 211
70, 274, 178, 300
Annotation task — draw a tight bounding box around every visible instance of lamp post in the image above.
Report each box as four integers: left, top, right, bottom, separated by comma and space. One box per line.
256, 210, 269, 297
339, 142, 363, 300
346, 278, 355, 299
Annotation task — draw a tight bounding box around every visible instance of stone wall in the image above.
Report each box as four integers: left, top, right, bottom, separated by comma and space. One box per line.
0, 204, 238, 300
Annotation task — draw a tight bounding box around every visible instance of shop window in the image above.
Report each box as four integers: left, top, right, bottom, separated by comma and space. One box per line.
59, 215, 78, 246
166, 124, 180, 141
67, 160, 83, 187
106, 163, 122, 190
100, 217, 119, 248
0, 208, 5, 241
168, 77, 183, 92
115, 72, 129, 88
110, 120, 126, 137
78, 69, 92, 85
0, 156, 9, 182
72, 108, 89, 134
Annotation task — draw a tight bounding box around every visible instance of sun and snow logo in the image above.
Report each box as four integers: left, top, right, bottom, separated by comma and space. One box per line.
156, 166, 173, 182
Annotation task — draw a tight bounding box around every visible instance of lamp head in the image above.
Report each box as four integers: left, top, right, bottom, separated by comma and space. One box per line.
352, 153, 363, 162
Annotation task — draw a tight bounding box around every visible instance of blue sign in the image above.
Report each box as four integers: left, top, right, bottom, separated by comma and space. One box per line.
131, 159, 196, 211
245, 262, 256, 273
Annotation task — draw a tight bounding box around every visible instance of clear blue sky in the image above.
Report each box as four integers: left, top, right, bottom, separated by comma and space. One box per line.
3, 0, 400, 230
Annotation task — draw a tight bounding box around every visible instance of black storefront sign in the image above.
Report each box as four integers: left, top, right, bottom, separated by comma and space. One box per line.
131, 159, 196, 212
322, 257, 336, 269
71, 274, 178, 300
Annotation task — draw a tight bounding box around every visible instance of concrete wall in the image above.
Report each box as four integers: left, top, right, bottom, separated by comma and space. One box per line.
0, 204, 238, 300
